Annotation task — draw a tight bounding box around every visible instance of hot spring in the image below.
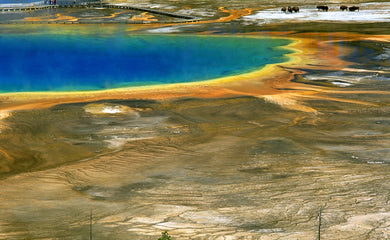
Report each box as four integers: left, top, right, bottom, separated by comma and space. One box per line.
0, 28, 293, 92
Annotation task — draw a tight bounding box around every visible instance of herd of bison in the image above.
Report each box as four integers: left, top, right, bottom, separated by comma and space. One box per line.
281, 5, 360, 13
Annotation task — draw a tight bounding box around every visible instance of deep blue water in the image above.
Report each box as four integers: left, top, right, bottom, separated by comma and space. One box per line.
0, 33, 292, 92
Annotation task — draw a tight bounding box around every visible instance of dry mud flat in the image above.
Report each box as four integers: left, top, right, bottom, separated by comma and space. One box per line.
1, 94, 390, 239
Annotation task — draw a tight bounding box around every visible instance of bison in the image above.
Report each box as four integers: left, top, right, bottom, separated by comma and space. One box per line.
349, 6, 359, 11
284, 6, 299, 13
317, 5, 329, 11
340, 5, 348, 11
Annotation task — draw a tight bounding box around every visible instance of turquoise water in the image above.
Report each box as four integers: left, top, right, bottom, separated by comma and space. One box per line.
0, 33, 292, 93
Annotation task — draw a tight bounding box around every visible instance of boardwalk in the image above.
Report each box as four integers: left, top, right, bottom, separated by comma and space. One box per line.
0, 5, 54, 11
104, 3, 195, 20
0, 0, 98, 11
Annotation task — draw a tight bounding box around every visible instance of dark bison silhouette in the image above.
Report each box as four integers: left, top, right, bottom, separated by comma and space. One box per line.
349, 6, 359, 11
340, 5, 348, 11
317, 5, 329, 11
283, 6, 299, 13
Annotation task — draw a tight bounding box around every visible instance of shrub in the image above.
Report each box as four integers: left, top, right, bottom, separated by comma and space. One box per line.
158, 231, 172, 240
